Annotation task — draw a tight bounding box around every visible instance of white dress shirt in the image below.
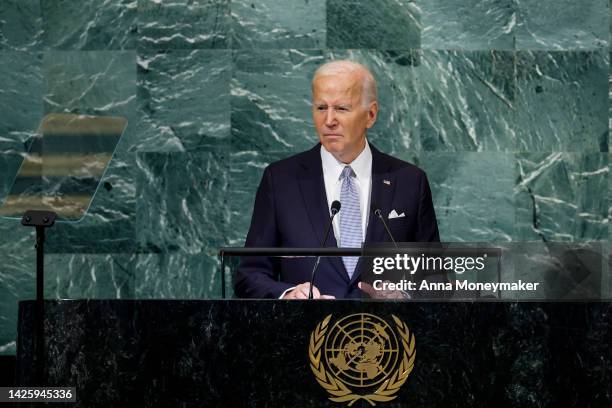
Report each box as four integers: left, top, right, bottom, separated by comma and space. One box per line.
320, 140, 372, 243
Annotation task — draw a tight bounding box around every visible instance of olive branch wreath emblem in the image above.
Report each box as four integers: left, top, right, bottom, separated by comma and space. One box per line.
308, 314, 416, 406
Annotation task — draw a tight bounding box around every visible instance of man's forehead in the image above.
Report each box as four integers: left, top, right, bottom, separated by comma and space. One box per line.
312, 75, 362, 99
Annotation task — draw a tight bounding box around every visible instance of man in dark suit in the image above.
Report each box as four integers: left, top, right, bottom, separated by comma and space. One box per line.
234, 60, 439, 299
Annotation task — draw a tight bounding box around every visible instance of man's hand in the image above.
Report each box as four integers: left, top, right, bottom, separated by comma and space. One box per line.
282, 282, 336, 299
358, 281, 409, 300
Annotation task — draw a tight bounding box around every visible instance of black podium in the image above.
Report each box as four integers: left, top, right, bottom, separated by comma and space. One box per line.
16, 299, 612, 408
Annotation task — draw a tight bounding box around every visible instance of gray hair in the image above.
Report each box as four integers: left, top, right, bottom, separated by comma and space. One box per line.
312, 60, 378, 106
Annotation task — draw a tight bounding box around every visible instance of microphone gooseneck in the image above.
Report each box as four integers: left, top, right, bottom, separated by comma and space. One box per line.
371, 204, 398, 248
308, 200, 341, 299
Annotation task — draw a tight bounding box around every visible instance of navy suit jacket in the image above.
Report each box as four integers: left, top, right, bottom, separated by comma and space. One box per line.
234, 143, 440, 299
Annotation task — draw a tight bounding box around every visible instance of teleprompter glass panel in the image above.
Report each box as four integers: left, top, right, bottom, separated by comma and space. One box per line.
0, 113, 127, 222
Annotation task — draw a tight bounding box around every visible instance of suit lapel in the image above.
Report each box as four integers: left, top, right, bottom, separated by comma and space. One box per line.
297, 145, 349, 282
365, 144, 396, 244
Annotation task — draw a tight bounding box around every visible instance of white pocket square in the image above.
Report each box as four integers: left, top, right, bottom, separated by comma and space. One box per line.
388, 209, 405, 219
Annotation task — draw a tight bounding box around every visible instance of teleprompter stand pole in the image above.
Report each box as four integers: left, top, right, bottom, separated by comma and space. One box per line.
21, 210, 57, 385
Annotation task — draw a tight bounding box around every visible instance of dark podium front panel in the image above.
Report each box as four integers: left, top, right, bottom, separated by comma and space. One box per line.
17, 300, 612, 407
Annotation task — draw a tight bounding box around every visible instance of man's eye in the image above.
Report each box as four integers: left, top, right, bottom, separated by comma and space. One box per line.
316, 106, 327, 111
337, 107, 349, 112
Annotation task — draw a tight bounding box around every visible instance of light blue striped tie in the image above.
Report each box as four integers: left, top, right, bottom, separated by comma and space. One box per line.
339, 166, 362, 278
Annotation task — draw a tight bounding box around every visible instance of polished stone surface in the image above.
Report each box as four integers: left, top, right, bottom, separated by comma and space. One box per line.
16, 300, 612, 407
138, 0, 230, 49
45, 253, 136, 299
419, 50, 515, 151
134, 150, 227, 297
514, 51, 608, 152
136, 49, 231, 152
0, 0, 42, 51
327, 0, 420, 49
0, 51, 42, 154
0, 0, 610, 357
42, 51, 137, 117
134, 252, 222, 299
515, 153, 608, 242
227, 149, 287, 247
41, 0, 137, 50
422, 0, 515, 50
417, 152, 516, 242
134, 151, 229, 253
514, 0, 608, 50
231, 49, 322, 153
232, 0, 326, 49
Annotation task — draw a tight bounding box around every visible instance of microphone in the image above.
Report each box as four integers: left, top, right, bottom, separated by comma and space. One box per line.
308, 200, 341, 299
321, 200, 341, 246
371, 204, 398, 247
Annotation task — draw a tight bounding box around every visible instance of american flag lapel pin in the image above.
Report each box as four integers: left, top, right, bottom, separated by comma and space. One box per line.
383, 179, 391, 185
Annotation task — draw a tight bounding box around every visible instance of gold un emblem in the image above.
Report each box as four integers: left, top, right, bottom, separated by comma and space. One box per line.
309, 313, 416, 406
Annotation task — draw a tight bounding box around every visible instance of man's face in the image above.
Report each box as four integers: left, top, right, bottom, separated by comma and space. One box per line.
312, 72, 378, 163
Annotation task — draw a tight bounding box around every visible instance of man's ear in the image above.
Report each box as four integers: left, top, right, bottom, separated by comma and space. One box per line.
366, 101, 379, 129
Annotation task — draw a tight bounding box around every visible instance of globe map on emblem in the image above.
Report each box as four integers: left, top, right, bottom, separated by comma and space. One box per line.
324, 313, 401, 388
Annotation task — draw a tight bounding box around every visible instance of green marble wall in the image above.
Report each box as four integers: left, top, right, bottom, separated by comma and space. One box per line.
0, 0, 610, 354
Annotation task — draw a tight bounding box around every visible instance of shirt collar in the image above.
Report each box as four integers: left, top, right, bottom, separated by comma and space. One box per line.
320, 139, 372, 181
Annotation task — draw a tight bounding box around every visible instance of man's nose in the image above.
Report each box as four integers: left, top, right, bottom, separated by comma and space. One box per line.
325, 108, 337, 127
